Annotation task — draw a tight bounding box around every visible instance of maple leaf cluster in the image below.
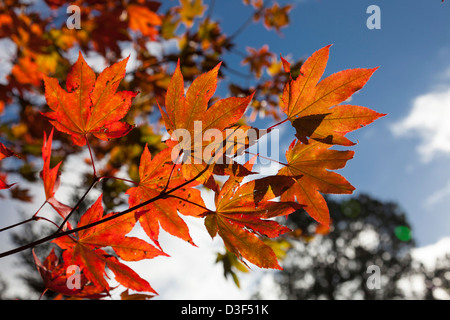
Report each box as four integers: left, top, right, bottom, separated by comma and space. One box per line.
14, 44, 383, 298
0, 0, 297, 206
0, 0, 388, 300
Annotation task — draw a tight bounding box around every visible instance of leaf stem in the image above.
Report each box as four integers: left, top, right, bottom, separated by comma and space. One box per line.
99, 176, 138, 186
85, 135, 97, 178
162, 150, 182, 193
32, 201, 47, 218
244, 150, 288, 167
34, 216, 61, 229
266, 117, 289, 132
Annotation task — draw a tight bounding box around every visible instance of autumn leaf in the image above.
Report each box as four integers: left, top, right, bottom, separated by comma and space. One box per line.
0, 173, 14, 190
128, 4, 162, 39
126, 145, 206, 249
120, 289, 155, 300
41, 129, 61, 200
281, 45, 385, 145
280, 55, 291, 73
53, 195, 164, 294
204, 161, 301, 269
40, 129, 72, 226
0, 142, 16, 190
277, 139, 355, 226
0, 142, 15, 160
263, 3, 292, 34
243, 0, 263, 9
11, 56, 42, 86
159, 60, 256, 186
242, 45, 274, 79
160, 60, 222, 138
43, 52, 137, 146
33, 248, 109, 299
177, 0, 207, 27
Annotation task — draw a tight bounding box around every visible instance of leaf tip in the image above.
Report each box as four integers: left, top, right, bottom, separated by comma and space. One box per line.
280, 54, 290, 73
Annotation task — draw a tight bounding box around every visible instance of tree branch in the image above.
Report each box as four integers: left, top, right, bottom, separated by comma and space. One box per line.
0, 165, 209, 259
0, 201, 46, 233
55, 178, 99, 233
228, 0, 269, 40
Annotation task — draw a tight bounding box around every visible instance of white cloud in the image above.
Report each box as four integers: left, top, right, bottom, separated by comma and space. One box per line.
412, 237, 450, 270
391, 86, 450, 162
425, 180, 450, 207
113, 216, 264, 300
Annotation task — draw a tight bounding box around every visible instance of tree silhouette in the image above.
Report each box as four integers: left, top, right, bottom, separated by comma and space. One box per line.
254, 194, 449, 300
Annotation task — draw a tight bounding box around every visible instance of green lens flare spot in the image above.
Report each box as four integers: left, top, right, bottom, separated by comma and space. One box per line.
394, 226, 412, 242
341, 199, 361, 218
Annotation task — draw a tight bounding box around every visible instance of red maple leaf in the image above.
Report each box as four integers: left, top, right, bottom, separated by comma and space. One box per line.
40, 129, 72, 226
278, 139, 355, 226
126, 145, 206, 249
0, 141, 16, 190
33, 248, 110, 299
43, 52, 137, 146
159, 60, 256, 187
204, 160, 301, 269
275, 45, 385, 226
53, 195, 165, 295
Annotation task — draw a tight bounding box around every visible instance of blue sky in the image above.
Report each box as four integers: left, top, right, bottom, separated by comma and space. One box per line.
204, 0, 450, 247
2, 0, 450, 299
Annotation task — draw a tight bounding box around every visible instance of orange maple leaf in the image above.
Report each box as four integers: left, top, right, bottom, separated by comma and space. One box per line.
204, 161, 301, 269
278, 139, 354, 226
126, 145, 206, 249
40, 129, 73, 227
53, 195, 164, 294
43, 52, 137, 146
128, 4, 162, 39
159, 60, 255, 187
0, 142, 16, 190
33, 248, 109, 299
276, 45, 385, 225
242, 45, 274, 79
177, 0, 206, 27
281, 45, 385, 146
11, 56, 42, 86
41, 129, 61, 201
263, 3, 292, 34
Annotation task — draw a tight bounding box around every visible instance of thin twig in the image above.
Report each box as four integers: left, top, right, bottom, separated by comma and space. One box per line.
162, 150, 183, 193
205, 0, 216, 19
99, 176, 138, 186
228, 0, 269, 40
0, 201, 47, 233
55, 178, 98, 233
32, 201, 47, 218
0, 217, 34, 233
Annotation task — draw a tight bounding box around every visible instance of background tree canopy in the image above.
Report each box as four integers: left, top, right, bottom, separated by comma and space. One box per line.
253, 194, 450, 300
